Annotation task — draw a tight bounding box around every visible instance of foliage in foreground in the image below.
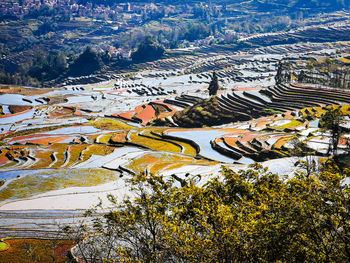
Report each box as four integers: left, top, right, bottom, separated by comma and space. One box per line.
66, 161, 350, 263
0, 238, 75, 263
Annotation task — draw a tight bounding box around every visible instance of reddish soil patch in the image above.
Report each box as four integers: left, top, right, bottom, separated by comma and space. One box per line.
110, 131, 129, 143
215, 137, 224, 143
217, 90, 226, 95
107, 87, 131, 95
0, 150, 9, 166
8, 105, 32, 114
8, 134, 48, 143
152, 101, 179, 119
27, 136, 73, 145
8, 134, 73, 145
118, 105, 143, 120
240, 133, 259, 142
224, 137, 238, 146
136, 104, 156, 125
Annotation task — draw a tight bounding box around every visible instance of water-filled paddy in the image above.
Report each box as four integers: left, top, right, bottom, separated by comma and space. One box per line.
41, 125, 103, 135
169, 130, 234, 163
0, 110, 35, 124
0, 94, 43, 106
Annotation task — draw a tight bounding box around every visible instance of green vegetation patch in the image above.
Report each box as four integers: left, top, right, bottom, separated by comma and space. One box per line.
0, 169, 119, 202
264, 108, 283, 114
0, 241, 9, 252
92, 118, 134, 130
273, 119, 303, 130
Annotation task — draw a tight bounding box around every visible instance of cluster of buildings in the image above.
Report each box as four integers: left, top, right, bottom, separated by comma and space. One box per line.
0, 0, 133, 19
0, 0, 174, 21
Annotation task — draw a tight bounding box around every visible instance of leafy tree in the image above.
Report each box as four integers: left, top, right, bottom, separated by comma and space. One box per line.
275, 61, 291, 84
26, 51, 68, 83
208, 72, 219, 96
68, 47, 102, 77
131, 36, 165, 62
34, 21, 58, 36
183, 23, 211, 42
65, 161, 350, 263
54, 52, 67, 72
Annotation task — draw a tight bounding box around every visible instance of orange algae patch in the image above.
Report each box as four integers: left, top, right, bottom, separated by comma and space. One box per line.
149, 161, 175, 174
126, 154, 160, 174
29, 136, 72, 145
235, 86, 262, 91
0, 149, 10, 166
240, 133, 259, 142
0, 238, 75, 263
49, 107, 74, 118
215, 137, 224, 143
223, 137, 238, 146
0, 85, 51, 96
135, 104, 155, 125
8, 105, 32, 114
8, 134, 73, 145
118, 105, 144, 120
273, 135, 294, 149
7, 134, 47, 143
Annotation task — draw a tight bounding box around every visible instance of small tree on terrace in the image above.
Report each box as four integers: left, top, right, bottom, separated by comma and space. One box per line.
320, 106, 345, 155
208, 71, 219, 96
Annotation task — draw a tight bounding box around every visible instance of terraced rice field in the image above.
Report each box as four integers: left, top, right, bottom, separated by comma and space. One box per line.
1, 41, 350, 240
0, 168, 120, 203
